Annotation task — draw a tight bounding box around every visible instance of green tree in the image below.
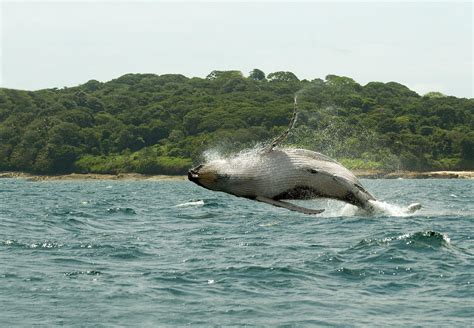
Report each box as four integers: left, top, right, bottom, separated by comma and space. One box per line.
249, 69, 266, 81
0, 71, 472, 174
267, 71, 299, 82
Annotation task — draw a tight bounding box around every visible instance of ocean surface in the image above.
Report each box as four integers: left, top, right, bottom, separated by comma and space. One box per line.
0, 178, 472, 326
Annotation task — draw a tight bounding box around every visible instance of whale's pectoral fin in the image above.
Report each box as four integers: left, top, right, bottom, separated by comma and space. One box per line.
264, 95, 299, 152
255, 196, 324, 215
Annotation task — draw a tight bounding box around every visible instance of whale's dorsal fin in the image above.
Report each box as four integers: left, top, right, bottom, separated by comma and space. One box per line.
255, 196, 324, 215
265, 95, 298, 152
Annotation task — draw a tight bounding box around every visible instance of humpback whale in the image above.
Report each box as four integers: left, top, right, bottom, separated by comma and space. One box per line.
188, 97, 421, 215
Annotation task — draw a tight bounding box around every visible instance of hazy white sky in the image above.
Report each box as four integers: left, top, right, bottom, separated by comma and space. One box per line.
1, 1, 472, 97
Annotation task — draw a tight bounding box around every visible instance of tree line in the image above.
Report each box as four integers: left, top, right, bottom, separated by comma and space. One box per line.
0, 69, 472, 174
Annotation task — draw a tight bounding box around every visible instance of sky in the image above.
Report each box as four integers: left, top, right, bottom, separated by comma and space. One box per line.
1, 1, 472, 98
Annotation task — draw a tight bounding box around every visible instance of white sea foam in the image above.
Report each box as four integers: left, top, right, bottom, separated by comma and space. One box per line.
338, 200, 421, 217
370, 200, 409, 216
368, 200, 423, 217
175, 200, 205, 208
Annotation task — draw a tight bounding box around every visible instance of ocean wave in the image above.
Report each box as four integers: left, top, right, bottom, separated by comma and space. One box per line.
47, 208, 97, 219
175, 200, 205, 208
333, 266, 367, 280
106, 207, 136, 215
354, 230, 451, 250
340, 200, 422, 217
1, 179, 472, 326
64, 270, 102, 277
2, 239, 64, 249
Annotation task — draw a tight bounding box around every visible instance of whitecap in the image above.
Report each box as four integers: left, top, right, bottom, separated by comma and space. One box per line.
367, 200, 422, 217
258, 221, 279, 227
175, 200, 205, 208
338, 200, 421, 217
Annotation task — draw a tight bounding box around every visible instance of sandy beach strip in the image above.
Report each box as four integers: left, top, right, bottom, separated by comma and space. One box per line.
0, 172, 187, 181
353, 170, 474, 179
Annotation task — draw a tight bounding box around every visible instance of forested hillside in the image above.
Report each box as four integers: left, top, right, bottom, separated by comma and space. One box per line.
0, 70, 473, 174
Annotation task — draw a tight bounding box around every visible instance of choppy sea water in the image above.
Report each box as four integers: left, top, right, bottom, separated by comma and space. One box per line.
0, 178, 472, 326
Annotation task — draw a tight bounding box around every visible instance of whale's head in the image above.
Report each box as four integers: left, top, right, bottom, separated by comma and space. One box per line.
188, 150, 271, 197
188, 163, 231, 192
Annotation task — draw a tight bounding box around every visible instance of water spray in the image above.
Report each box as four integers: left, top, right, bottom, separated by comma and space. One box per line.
266, 94, 299, 152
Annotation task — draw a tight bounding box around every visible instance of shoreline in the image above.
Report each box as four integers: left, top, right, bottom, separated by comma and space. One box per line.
0, 170, 473, 181
352, 170, 474, 179
0, 172, 187, 181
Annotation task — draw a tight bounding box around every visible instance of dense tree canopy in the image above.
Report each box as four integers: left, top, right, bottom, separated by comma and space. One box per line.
0, 70, 472, 174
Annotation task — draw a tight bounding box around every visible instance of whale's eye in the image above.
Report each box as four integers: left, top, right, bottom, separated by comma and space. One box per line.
308, 168, 318, 174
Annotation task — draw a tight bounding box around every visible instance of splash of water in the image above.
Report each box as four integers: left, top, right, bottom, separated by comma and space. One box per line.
291, 85, 402, 170
369, 200, 415, 216
340, 200, 421, 217
202, 144, 269, 174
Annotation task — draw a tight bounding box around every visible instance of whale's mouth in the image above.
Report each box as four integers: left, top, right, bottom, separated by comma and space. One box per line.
187, 164, 217, 191
188, 164, 204, 184
188, 169, 199, 181
188, 169, 209, 190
